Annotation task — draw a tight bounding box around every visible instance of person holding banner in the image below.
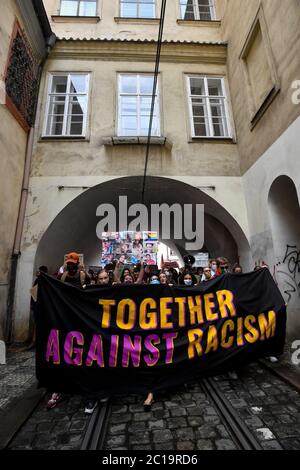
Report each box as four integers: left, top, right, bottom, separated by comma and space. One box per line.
85, 268, 111, 413
59, 252, 88, 288
46, 252, 87, 410
144, 270, 161, 409
232, 263, 243, 274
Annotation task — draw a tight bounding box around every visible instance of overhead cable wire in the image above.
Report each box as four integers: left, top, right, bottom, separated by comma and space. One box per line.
141, 0, 167, 204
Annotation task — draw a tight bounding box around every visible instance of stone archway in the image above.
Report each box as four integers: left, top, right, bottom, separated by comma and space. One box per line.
35, 176, 251, 273
13, 175, 252, 342
268, 175, 300, 339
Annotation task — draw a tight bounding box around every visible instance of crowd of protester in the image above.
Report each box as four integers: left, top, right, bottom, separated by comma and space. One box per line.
33, 252, 276, 414
50, 253, 246, 290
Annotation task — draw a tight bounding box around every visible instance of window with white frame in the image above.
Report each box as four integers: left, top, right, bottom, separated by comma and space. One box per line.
187, 76, 231, 138
60, 0, 97, 16
44, 74, 89, 137
118, 74, 160, 136
120, 0, 156, 18
180, 0, 215, 20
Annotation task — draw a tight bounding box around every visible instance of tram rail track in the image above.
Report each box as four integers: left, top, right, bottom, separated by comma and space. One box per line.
81, 399, 111, 450
3, 359, 300, 450
80, 376, 264, 451
201, 377, 262, 450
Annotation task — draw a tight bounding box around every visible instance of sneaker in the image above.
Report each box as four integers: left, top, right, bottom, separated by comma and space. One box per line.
46, 393, 62, 410
228, 371, 238, 380
84, 400, 98, 414
268, 356, 279, 363
99, 396, 109, 403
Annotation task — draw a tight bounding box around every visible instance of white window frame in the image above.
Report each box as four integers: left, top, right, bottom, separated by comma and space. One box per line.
187, 75, 231, 138
119, 0, 157, 19
43, 72, 90, 138
117, 73, 161, 137
179, 0, 216, 21
60, 0, 97, 16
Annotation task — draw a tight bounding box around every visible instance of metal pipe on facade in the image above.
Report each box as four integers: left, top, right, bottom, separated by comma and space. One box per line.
5, 127, 35, 344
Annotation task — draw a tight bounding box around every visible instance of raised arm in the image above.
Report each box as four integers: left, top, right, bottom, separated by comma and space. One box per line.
135, 258, 145, 284
113, 260, 122, 284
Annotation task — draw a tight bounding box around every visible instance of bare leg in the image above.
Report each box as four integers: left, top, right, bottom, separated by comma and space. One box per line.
143, 392, 154, 410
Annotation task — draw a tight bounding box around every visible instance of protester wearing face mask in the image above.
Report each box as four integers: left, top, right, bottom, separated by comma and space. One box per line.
209, 259, 221, 278
232, 263, 243, 274
217, 257, 230, 274
149, 274, 160, 285
178, 272, 198, 286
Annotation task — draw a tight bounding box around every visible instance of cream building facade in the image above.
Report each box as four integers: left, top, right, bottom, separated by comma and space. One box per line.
2, 0, 300, 342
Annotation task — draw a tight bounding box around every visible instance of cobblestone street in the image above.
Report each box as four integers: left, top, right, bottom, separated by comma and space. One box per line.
0, 350, 36, 411
103, 364, 300, 451
2, 348, 300, 451
1, 0, 300, 460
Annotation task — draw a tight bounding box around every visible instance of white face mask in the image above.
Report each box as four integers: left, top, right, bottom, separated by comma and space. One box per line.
184, 279, 193, 286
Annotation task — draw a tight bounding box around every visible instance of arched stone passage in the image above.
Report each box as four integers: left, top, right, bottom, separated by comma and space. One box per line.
35, 176, 251, 273
268, 175, 300, 339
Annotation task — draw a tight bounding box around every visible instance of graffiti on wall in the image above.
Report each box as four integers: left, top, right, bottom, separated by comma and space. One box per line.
276, 245, 300, 304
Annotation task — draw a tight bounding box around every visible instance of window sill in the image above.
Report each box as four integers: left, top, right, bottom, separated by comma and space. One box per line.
40, 136, 89, 142
114, 17, 160, 25
188, 137, 235, 144
102, 136, 172, 149
51, 15, 101, 23
177, 19, 221, 27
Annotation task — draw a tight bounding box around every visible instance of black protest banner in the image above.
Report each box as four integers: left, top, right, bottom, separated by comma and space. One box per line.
36, 269, 286, 396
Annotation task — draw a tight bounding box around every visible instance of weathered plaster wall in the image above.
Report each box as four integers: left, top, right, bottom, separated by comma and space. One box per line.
242, 116, 300, 339
0, 0, 28, 340
32, 53, 240, 178
221, 0, 300, 174
44, 0, 224, 42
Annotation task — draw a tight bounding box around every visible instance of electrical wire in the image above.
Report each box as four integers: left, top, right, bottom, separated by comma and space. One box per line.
141, 0, 167, 204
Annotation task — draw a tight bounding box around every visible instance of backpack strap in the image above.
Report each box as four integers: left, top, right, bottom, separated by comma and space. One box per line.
80, 270, 86, 287
60, 269, 86, 287
60, 272, 68, 283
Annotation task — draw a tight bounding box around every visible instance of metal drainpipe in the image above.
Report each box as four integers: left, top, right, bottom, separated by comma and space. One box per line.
5, 127, 35, 344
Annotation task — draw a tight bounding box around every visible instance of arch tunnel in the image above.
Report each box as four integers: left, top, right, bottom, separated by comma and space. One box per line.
35, 176, 251, 273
